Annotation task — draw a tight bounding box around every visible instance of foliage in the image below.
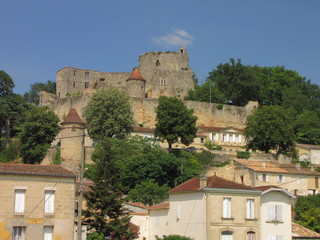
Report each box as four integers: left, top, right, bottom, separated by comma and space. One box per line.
295, 110, 320, 145
0, 139, 20, 163
52, 147, 61, 165
204, 141, 222, 151
245, 105, 295, 153
237, 151, 250, 159
84, 140, 135, 239
126, 179, 170, 206
19, 106, 60, 164
216, 104, 223, 110
193, 150, 216, 166
161, 235, 193, 240
185, 81, 225, 103
84, 88, 134, 141
23, 80, 56, 105
0, 70, 15, 97
155, 96, 197, 148
87, 232, 104, 240
294, 194, 320, 233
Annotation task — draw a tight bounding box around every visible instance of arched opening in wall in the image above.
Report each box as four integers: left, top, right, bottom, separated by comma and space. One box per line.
156, 59, 160, 67
221, 230, 233, 240
180, 48, 184, 53
100, 78, 105, 82
246, 231, 255, 240
73, 81, 76, 88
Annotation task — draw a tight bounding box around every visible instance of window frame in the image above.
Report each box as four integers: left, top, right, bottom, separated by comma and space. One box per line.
44, 190, 55, 214
222, 198, 232, 218
14, 189, 26, 213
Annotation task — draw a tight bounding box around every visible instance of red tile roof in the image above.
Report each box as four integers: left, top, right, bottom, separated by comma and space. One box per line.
254, 185, 281, 191
169, 175, 257, 193
125, 202, 148, 209
61, 108, 84, 125
292, 222, 320, 238
235, 159, 320, 175
127, 68, 146, 82
148, 202, 169, 210
0, 163, 77, 178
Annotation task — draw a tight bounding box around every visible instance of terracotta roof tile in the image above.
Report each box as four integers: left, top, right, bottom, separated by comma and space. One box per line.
254, 185, 281, 191
235, 159, 320, 176
127, 68, 146, 82
130, 212, 148, 216
169, 175, 256, 193
0, 163, 77, 178
61, 108, 84, 125
292, 222, 320, 238
148, 202, 169, 210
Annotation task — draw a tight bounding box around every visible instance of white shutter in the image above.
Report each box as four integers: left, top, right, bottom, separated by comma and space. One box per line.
15, 190, 25, 213
276, 237, 283, 240
223, 198, 231, 218
13, 227, 25, 240
267, 236, 276, 240
176, 203, 181, 219
45, 190, 55, 214
246, 199, 254, 219
275, 205, 282, 221
267, 205, 274, 221
44, 226, 53, 240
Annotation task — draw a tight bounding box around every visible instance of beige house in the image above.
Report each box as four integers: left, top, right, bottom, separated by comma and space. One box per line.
296, 143, 320, 166
147, 175, 261, 240
255, 186, 295, 240
0, 163, 76, 240
234, 159, 320, 196
194, 126, 246, 151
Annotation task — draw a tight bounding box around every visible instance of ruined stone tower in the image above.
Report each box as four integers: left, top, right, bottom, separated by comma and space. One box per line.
60, 108, 85, 173
126, 68, 146, 98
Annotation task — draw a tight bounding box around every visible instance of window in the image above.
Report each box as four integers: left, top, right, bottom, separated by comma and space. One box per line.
267, 205, 282, 222
210, 133, 218, 141
261, 174, 268, 182
223, 198, 231, 218
201, 138, 204, 143
85, 72, 89, 79
100, 78, 105, 82
221, 230, 233, 240
73, 70, 76, 76
266, 236, 283, 240
44, 190, 55, 214
13, 227, 26, 240
316, 177, 319, 188
44, 226, 53, 240
84, 82, 89, 88
229, 134, 233, 142
223, 134, 228, 142
247, 231, 255, 240
240, 175, 244, 184
73, 81, 76, 88
160, 79, 166, 86
235, 135, 239, 142
15, 189, 26, 213
176, 203, 181, 220
297, 176, 301, 185
278, 175, 284, 183
246, 199, 255, 219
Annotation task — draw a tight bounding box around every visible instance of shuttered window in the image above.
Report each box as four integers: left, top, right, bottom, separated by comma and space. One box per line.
223, 198, 231, 218
44, 190, 55, 214
14, 190, 26, 213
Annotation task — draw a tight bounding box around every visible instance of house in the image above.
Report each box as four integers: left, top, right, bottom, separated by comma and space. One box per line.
0, 163, 76, 240
195, 126, 246, 151
234, 159, 320, 196
296, 143, 320, 166
255, 186, 295, 240
148, 175, 261, 240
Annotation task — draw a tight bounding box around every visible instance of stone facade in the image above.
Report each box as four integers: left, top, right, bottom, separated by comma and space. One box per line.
0, 164, 76, 240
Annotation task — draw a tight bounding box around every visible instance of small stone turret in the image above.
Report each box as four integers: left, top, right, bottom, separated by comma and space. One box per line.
126, 68, 146, 98
60, 108, 85, 173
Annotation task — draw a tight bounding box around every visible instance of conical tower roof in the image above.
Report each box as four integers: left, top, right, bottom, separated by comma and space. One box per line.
61, 108, 84, 125
126, 68, 146, 82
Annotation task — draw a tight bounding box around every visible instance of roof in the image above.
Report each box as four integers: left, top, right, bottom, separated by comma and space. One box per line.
235, 159, 320, 176
148, 202, 169, 210
255, 186, 295, 198
125, 202, 148, 209
254, 185, 281, 191
292, 222, 320, 239
169, 175, 257, 193
296, 143, 320, 150
133, 127, 154, 133
61, 108, 84, 125
76, 178, 94, 193
197, 126, 244, 133
127, 68, 146, 82
0, 163, 77, 178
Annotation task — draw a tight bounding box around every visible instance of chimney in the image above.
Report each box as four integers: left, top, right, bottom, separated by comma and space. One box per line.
200, 176, 207, 189
295, 163, 301, 171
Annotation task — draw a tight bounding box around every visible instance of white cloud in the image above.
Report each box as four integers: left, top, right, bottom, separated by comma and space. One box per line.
152, 28, 194, 47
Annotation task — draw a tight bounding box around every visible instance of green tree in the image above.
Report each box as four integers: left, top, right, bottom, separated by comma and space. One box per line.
185, 81, 225, 103
0, 70, 14, 97
84, 88, 134, 141
155, 96, 197, 148
295, 110, 320, 145
126, 179, 170, 206
245, 105, 296, 153
23, 80, 56, 105
294, 194, 320, 233
84, 140, 136, 239
19, 106, 60, 164
161, 235, 193, 240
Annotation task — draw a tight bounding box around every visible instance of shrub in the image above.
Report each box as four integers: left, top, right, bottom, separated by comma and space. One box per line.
237, 151, 250, 159
87, 232, 104, 240
216, 104, 223, 110
204, 141, 222, 150
161, 235, 193, 240
52, 147, 61, 165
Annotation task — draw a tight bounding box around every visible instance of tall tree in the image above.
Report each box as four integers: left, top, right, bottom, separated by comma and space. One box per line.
23, 80, 56, 105
84, 88, 134, 141
155, 96, 197, 148
295, 110, 320, 145
245, 105, 296, 154
84, 140, 138, 239
19, 106, 60, 164
0, 70, 14, 97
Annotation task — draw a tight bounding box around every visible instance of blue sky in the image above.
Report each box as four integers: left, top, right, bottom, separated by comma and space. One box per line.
1, 0, 319, 95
